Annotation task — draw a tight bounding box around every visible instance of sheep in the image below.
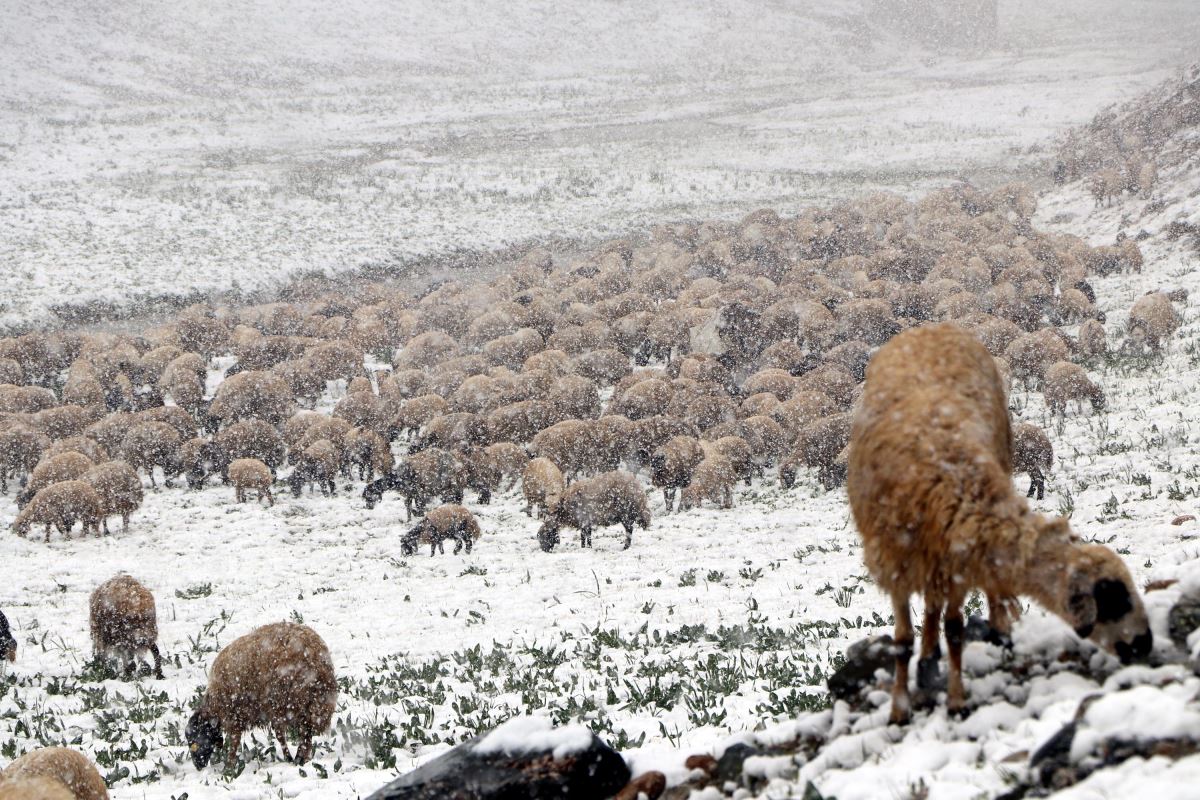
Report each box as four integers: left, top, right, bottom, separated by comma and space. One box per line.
390, 394, 450, 440
735, 415, 788, 474
365, 448, 466, 518
213, 418, 286, 481
333, 390, 385, 434
43, 436, 108, 465
345, 427, 392, 481
228, 458, 274, 506
1126, 291, 1183, 353
83, 412, 134, 456
0, 775, 76, 800
1013, 422, 1053, 501
701, 435, 754, 486
530, 419, 593, 482
0, 424, 48, 493
457, 446, 502, 504
293, 418, 352, 473
1004, 330, 1070, 391
847, 322, 1151, 723
547, 374, 602, 420
572, 348, 632, 386
677, 455, 736, 511
484, 399, 557, 444
81, 461, 143, 533
32, 405, 103, 440
779, 413, 853, 490
537, 470, 651, 551
400, 504, 482, 556
208, 370, 293, 426
89, 574, 162, 679
0, 747, 108, 800
16, 452, 94, 508
288, 440, 338, 497
484, 442, 530, 490
135, 405, 198, 440
522, 457, 565, 519
0, 385, 57, 414
1089, 168, 1122, 207
608, 378, 673, 420
1077, 318, 1108, 358
649, 436, 706, 512
186, 622, 336, 767
588, 414, 635, 473
742, 368, 796, 401
1043, 361, 1105, 417
12, 481, 103, 542
412, 412, 486, 453
1, 608, 15, 665
119, 421, 182, 487
628, 415, 700, 469
178, 437, 215, 489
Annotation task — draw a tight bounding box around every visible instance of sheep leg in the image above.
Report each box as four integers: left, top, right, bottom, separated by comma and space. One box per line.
889, 595, 914, 725
944, 591, 968, 718
103, 518, 111, 536
663, 488, 674, 513
122, 513, 130, 531
264, 487, 274, 507
43, 524, 51, 543
149, 644, 164, 679
273, 723, 294, 762
236, 486, 244, 503
295, 733, 313, 765
224, 730, 242, 767
622, 522, 633, 550
916, 601, 943, 693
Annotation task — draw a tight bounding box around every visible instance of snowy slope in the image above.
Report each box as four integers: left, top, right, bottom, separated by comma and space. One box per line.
2, 0, 1198, 328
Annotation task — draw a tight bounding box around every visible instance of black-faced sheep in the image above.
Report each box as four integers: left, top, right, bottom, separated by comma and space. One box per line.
12, 481, 103, 542
364, 448, 466, 518
1013, 422, 1053, 500
485, 442, 530, 489
186, 622, 336, 767
0, 747, 109, 800
1043, 361, 1105, 417
1077, 318, 1108, 358
89, 574, 162, 679
208, 370, 293, 426
400, 504, 482, 556
522, 457, 565, 519
213, 418, 286, 481
847, 323, 1151, 724
228, 458, 274, 506
537, 470, 650, 551
345, 427, 392, 482
81, 461, 143, 533
288, 440, 338, 497
649, 436, 705, 512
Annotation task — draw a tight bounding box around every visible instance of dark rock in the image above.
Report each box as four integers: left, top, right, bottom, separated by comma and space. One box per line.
1168, 595, 1200, 648
614, 771, 667, 800
715, 742, 759, 785
827, 634, 895, 703
965, 615, 1012, 648
1030, 720, 1076, 788
366, 721, 630, 800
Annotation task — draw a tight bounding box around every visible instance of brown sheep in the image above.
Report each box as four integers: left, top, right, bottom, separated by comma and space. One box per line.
213, 419, 286, 480
12, 481, 103, 542
346, 427, 393, 482
394, 330, 461, 370
650, 436, 706, 512
333, 390, 385, 434
1089, 168, 1122, 207
1013, 422, 1053, 500
0, 775, 76, 800
1043, 361, 1105, 417
484, 328, 544, 369
547, 374, 602, 420
458, 446, 502, 504
294, 418, 352, 472
1126, 291, 1183, 353
736, 415, 788, 473
304, 340, 364, 383
209, 370, 293, 426
43, 436, 108, 465
628, 416, 700, 469
742, 368, 796, 401
0, 747, 108, 800
530, 419, 593, 482
678, 455, 736, 511
702, 435, 754, 486
771, 391, 838, 443
572, 348, 632, 386
0, 385, 57, 414
136, 405, 197, 440
289, 440, 338, 497
0, 425, 48, 493
1004, 330, 1070, 390
89, 574, 162, 678
737, 392, 781, 420
608, 378, 673, 420
779, 413, 853, 491
83, 412, 134, 456
373, 448, 467, 519
847, 323, 1151, 723
415, 412, 486, 453
0, 358, 23, 386
485, 442, 529, 489
186, 622, 336, 767
401, 504, 482, 556
32, 405, 103, 440
17, 452, 95, 508
522, 457, 565, 518
588, 414, 635, 474
537, 470, 651, 551
118, 422, 182, 488
391, 394, 449, 440
484, 400, 558, 444
228, 458, 274, 506
1077, 318, 1108, 358
81, 461, 143, 533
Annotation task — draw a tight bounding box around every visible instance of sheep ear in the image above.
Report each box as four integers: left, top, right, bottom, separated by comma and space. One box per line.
1093, 578, 1133, 623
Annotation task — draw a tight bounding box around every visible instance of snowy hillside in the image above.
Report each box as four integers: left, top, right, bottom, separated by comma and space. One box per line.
2, 0, 1198, 328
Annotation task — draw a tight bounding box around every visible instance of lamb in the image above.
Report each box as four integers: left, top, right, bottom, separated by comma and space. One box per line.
16, 452, 94, 508
522, 457, 565, 519
12, 481, 103, 542
89, 574, 163, 678
81, 461, 143, 533
186, 622, 336, 767
779, 413, 853, 490
288, 440, 338, 497
649, 436, 706, 512
677, 455, 736, 511
0, 747, 109, 800
1013, 422, 1053, 500
119, 421, 183, 487
1126, 291, 1183, 353
1043, 361, 1105, 417
847, 322, 1151, 723
400, 504, 482, 556
537, 470, 651, 551
0, 424, 48, 493
228, 458, 274, 506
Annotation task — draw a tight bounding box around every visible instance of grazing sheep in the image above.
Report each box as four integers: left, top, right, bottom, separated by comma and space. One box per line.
484, 399, 557, 444
89, 574, 162, 678
530, 419, 593, 482
537, 470, 651, 551
1013, 422, 1053, 500
119, 421, 182, 488
17, 452, 94, 508
364, 448, 466, 518
400, 504, 482, 556
0, 385, 57, 414
1126, 291, 1183, 353
32, 405, 103, 440
228, 458, 274, 506
1, 608, 15, 664
43, 436, 108, 465
847, 323, 1151, 723
457, 446, 502, 504
548, 374, 602, 420
1077, 318, 1108, 358
609, 378, 673, 420
208, 370, 293, 426
650, 436, 706, 512
0, 424, 48, 493
0, 775, 75, 800
288, 440, 338, 497
485, 442, 530, 489
135, 405, 197, 440
83, 412, 135, 457
678, 455, 736, 511
12, 481, 103, 542
412, 412, 486, 453
736, 415, 788, 474
345, 427, 392, 481
1089, 168, 1122, 207
179, 437, 215, 489
1004, 330, 1070, 391
213, 419, 286, 481
701, 435, 754, 486
186, 622, 336, 767
779, 413, 853, 490
0, 747, 108, 800
522, 457, 565, 519
1043, 361, 1105, 417
81, 461, 143, 533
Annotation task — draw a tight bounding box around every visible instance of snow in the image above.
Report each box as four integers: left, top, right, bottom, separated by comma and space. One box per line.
473, 714, 593, 758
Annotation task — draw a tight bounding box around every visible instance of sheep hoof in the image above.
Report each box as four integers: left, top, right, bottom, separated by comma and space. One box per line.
888, 705, 910, 726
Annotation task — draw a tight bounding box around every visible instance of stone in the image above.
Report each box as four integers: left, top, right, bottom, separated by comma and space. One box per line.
1172, 515, 1196, 526
613, 771, 667, 800
715, 742, 759, 785
1168, 595, 1200, 648
827, 634, 894, 703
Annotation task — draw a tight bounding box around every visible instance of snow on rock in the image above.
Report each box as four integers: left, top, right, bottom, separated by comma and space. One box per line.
1070, 683, 1200, 762
473, 715, 595, 758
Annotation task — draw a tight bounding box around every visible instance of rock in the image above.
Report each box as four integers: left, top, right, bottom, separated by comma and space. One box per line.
715, 742, 759, 785
613, 771, 667, 800
1172, 515, 1196, 526
1030, 720, 1076, 788
365, 718, 630, 800
683, 754, 717, 778
827, 634, 894, 703
1168, 595, 1200, 648
1145, 578, 1179, 593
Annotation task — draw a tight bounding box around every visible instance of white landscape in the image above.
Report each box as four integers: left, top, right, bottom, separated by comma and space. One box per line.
2, 2, 1200, 800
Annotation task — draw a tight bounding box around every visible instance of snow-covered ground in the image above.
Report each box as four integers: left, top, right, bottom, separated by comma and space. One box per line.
2, 0, 1198, 328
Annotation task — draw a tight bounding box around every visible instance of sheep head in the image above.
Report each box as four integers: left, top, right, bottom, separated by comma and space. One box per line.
399, 524, 425, 556
186, 708, 224, 769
